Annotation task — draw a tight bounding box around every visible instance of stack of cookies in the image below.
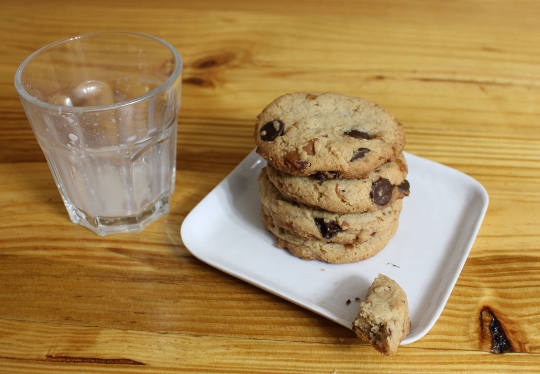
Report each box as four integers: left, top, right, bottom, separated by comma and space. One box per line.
255, 92, 410, 264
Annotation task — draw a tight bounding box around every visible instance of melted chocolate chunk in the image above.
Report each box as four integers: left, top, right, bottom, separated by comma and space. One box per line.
345, 130, 371, 140
314, 218, 342, 239
397, 179, 410, 194
370, 178, 393, 206
302, 139, 316, 155
311, 171, 339, 181
350, 148, 370, 162
260, 120, 284, 141
284, 152, 309, 171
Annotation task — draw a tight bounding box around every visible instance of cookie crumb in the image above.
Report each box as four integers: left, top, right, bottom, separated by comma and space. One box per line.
355, 297, 361, 302
352, 274, 410, 355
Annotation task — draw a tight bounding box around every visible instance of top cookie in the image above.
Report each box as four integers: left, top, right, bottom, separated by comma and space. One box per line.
255, 92, 406, 178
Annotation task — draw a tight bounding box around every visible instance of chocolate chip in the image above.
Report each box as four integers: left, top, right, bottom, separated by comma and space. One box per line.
345, 130, 371, 140
398, 179, 410, 195
284, 152, 309, 171
311, 171, 339, 181
260, 120, 284, 141
350, 148, 370, 162
314, 218, 342, 239
302, 139, 316, 155
370, 178, 393, 206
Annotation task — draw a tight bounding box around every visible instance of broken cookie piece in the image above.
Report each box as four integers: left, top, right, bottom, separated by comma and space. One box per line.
352, 274, 410, 355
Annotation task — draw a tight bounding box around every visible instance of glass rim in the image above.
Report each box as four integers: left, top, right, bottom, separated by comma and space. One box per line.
14, 31, 183, 113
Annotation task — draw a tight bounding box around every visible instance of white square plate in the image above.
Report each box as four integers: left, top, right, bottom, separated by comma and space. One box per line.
181, 150, 488, 344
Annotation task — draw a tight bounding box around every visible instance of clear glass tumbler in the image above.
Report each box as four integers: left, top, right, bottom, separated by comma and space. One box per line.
14, 31, 183, 236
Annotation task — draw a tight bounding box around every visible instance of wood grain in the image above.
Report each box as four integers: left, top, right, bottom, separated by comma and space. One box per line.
1, 0, 540, 372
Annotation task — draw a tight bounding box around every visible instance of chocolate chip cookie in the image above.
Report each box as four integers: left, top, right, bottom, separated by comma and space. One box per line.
352, 274, 410, 355
259, 167, 402, 244
266, 153, 410, 214
262, 210, 399, 264
255, 92, 406, 178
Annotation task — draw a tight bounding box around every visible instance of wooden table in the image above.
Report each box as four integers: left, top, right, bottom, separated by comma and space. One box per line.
1, 1, 540, 372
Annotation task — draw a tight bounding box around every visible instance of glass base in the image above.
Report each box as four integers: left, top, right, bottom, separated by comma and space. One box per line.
63, 195, 171, 236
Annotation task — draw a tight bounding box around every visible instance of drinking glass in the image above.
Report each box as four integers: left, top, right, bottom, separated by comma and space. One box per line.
14, 31, 183, 236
